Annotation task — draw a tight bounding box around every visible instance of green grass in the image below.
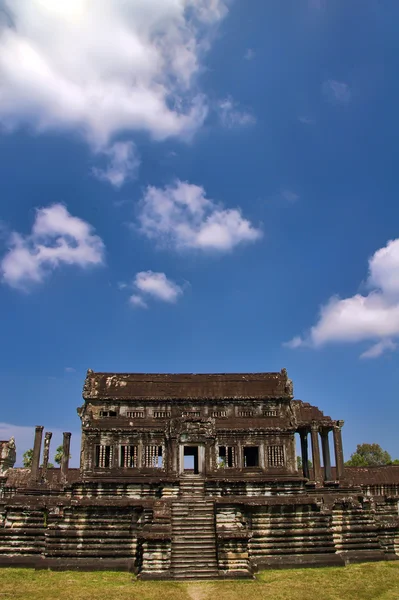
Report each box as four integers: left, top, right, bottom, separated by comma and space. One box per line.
0, 562, 399, 600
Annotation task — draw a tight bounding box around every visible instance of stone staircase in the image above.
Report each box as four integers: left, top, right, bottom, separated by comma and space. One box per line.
171, 477, 218, 579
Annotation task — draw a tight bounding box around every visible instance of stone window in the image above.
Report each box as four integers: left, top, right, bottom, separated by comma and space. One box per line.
95, 445, 113, 468
238, 410, 253, 417
145, 445, 163, 468
182, 411, 201, 418
126, 411, 144, 418
99, 410, 117, 417
218, 446, 236, 468
120, 445, 138, 468
267, 445, 285, 467
263, 410, 278, 417
212, 411, 227, 418
153, 412, 171, 418
243, 446, 259, 467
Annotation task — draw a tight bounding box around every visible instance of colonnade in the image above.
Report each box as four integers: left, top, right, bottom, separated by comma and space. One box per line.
298, 420, 344, 485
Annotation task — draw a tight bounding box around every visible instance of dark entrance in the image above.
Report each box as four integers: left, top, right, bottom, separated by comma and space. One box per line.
243, 446, 259, 467
183, 446, 199, 474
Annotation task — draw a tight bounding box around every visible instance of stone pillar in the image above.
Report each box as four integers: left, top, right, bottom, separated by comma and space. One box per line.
31, 426, 44, 483
300, 430, 310, 478
61, 432, 71, 483
42, 432, 53, 480
236, 440, 243, 469
333, 421, 345, 480
310, 423, 322, 485
321, 430, 332, 481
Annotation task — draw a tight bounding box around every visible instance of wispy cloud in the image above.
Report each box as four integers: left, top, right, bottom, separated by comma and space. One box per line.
138, 180, 262, 252
1, 204, 105, 290
298, 116, 314, 125
64, 367, 76, 373
244, 48, 255, 60
322, 80, 351, 103
285, 237, 399, 359
92, 141, 140, 188
129, 294, 148, 309
217, 97, 256, 128
360, 339, 397, 360
281, 189, 300, 203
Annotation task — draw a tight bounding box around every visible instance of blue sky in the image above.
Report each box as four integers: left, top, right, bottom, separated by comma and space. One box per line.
1, 0, 399, 466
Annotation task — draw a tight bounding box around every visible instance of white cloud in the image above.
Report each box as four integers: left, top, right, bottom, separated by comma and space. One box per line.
360, 339, 397, 360
0, 0, 228, 148
92, 141, 140, 187
217, 97, 256, 128
286, 237, 399, 358
283, 336, 303, 349
138, 179, 262, 251
322, 80, 351, 103
129, 293, 148, 309
1, 204, 104, 289
64, 367, 76, 373
134, 271, 183, 303
0, 422, 80, 468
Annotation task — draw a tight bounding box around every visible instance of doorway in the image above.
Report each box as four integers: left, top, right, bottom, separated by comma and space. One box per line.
184, 446, 198, 474
180, 444, 204, 474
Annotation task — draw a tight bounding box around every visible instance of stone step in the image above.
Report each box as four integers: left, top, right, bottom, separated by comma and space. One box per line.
250, 547, 337, 555
172, 549, 216, 556
172, 545, 216, 551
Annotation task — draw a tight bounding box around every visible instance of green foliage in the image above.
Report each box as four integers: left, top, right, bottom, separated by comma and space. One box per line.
22, 449, 33, 468
297, 456, 312, 470
54, 445, 71, 465
345, 443, 395, 467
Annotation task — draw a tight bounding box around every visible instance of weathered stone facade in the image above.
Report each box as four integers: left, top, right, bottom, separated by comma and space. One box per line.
0, 369, 398, 578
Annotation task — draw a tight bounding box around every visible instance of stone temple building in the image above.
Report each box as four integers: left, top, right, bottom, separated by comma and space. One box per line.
0, 369, 399, 578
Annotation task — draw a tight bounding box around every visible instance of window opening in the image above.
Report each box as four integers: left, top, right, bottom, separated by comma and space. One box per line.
99, 410, 117, 417
267, 445, 285, 467
218, 446, 236, 467
120, 445, 138, 467
182, 411, 201, 418
145, 445, 163, 468
95, 445, 113, 468
153, 412, 170, 418
238, 410, 253, 417
212, 411, 227, 418
243, 446, 259, 467
263, 410, 278, 417
126, 411, 144, 418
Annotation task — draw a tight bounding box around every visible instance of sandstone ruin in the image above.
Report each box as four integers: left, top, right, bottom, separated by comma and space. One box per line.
0, 369, 398, 578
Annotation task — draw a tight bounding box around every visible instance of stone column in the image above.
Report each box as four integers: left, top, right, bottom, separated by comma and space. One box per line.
236, 440, 243, 469
333, 421, 345, 480
300, 430, 310, 478
42, 432, 53, 480
31, 426, 44, 483
310, 423, 322, 485
60, 432, 71, 483
321, 430, 332, 481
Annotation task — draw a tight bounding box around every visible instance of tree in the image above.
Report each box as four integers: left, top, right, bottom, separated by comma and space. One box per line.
297, 456, 312, 471
345, 443, 394, 467
54, 445, 71, 466
22, 449, 33, 468
22, 448, 54, 468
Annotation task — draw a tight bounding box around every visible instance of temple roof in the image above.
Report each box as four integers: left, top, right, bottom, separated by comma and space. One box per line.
83, 369, 293, 401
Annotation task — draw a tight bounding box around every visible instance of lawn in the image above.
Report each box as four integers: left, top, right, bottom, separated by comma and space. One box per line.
1, 562, 399, 600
